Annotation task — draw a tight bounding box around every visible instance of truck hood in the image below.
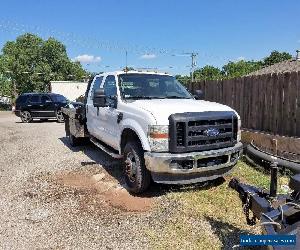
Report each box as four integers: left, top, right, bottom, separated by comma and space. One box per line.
131, 99, 236, 124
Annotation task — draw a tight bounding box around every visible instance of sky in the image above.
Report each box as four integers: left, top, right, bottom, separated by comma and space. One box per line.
1, 0, 300, 75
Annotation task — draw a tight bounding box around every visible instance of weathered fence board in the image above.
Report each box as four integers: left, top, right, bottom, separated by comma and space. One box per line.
189, 72, 299, 138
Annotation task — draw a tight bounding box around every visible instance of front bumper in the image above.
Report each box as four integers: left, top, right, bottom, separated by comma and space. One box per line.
144, 142, 243, 184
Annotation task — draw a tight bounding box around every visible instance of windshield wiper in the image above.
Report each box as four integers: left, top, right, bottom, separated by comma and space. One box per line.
125, 95, 191, 100
125, 96, 159, 100
164, 96, 191, 99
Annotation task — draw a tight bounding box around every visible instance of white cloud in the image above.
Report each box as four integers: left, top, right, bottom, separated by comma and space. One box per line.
73, 54, 101, 63
140, 53, 157, 59
236, 56, 245, 61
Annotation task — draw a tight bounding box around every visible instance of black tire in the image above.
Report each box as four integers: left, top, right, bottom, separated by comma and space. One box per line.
20, 111, 33, 123
123, 141, 151, 193
68, 134, 80, 147
56, 110, 64, 123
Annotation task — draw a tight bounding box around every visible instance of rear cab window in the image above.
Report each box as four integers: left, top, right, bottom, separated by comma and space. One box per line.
90, 76, 104, 99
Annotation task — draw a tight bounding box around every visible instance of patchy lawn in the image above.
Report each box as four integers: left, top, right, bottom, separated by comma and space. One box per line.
147, 159, 290, 250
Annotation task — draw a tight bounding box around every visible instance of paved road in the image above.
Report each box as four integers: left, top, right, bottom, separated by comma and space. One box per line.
0, 112, 164, 250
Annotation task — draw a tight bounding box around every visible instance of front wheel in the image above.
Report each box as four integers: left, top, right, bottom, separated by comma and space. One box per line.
20, 111, 32, 123
123, 141, 151, 193
56, 110, 64, 123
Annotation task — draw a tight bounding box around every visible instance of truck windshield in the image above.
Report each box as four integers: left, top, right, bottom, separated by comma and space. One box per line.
118, 74, 193, 100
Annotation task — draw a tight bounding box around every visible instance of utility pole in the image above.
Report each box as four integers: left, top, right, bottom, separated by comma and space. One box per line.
125, 50, 128, 71
190, 52, 198, 82
172, 52, 198, 82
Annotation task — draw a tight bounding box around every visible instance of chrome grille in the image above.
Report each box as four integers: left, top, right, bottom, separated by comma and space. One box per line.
169, 112, 238, 153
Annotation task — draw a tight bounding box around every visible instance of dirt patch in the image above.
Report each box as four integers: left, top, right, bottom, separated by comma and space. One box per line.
47, 169, 154, 213
105, 189, 154, 212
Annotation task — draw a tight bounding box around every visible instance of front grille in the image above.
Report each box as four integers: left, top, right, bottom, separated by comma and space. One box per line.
169, 112, 238, 153
176, 122, 185, 146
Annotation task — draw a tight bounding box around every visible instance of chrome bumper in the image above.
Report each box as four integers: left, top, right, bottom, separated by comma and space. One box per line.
144, 142, 243, 184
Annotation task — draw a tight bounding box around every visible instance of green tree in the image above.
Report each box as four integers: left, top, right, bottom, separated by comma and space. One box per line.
194, 65, 223, 80
222, 60, 261, 78
262, 50, 292, 67
175, 74, 190, 85
0, 33, 87, 98
0, 55, 12, 97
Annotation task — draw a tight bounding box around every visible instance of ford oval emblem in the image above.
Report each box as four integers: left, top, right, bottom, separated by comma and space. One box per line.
204, 128, 220, 137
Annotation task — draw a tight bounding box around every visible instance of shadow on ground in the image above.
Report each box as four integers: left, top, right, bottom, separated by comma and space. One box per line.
205, 216, 260, 250
59, 136, 226, 198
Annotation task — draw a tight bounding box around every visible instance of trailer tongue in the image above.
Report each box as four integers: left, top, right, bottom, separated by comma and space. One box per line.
229, 161, 300, 249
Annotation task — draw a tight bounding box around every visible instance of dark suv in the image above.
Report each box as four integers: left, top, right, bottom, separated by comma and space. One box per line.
14, 93, 68, 123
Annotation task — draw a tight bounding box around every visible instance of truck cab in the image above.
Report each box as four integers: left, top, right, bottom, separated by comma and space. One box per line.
63, 71, 242, 193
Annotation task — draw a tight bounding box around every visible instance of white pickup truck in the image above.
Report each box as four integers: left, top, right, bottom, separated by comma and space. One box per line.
62, 71, 242, 193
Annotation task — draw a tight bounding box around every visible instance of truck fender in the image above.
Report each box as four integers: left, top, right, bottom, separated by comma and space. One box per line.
119, 119, 151, 152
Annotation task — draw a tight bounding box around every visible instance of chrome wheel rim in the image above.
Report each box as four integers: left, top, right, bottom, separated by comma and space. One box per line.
21, 111, 31, 122
125, 152, 137, 182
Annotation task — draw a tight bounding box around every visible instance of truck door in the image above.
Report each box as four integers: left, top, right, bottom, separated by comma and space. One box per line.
98, 75, 120, 149
86, 76, 104, 136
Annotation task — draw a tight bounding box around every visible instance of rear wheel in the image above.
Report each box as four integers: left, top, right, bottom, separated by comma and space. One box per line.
123, 141, 151, 193
20, 111, 32, 123
56, 110, 64, 123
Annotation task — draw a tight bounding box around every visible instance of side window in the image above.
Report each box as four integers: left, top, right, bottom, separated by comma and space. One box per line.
90, 76, 103, 99
29, 95, 41, 103
103, 75, 117, 97
41, 95, 51, 104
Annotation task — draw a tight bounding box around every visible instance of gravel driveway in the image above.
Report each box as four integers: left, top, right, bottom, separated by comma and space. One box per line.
0, 112, 173, 250
0, 111, 259, 250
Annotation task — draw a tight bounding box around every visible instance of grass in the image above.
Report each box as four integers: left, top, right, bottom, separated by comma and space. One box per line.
147, 159, 290, 250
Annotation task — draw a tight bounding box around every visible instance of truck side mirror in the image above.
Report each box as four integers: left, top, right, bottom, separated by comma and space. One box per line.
194, 89, 204, 100
93, 88, 107, 107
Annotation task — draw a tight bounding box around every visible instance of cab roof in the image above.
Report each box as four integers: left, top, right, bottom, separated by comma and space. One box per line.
95, 70, 172, 77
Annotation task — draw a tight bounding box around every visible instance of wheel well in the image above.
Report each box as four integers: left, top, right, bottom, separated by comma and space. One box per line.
20, 109, 31, 114
120, 128, 142, 153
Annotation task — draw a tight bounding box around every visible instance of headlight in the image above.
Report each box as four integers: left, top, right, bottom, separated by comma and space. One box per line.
148, 125, 169, 152
237, 119, 241, 142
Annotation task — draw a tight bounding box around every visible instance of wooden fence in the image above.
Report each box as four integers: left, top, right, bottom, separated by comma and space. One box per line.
188, 72, 300, 138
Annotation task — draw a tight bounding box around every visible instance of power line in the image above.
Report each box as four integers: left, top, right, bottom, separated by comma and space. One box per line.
0, 20, 248, 75
172, 52, 198, 81
0, 20, 192, 56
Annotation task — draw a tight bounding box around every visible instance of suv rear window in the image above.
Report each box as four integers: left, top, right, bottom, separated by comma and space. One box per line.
16, 95, 28, 104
